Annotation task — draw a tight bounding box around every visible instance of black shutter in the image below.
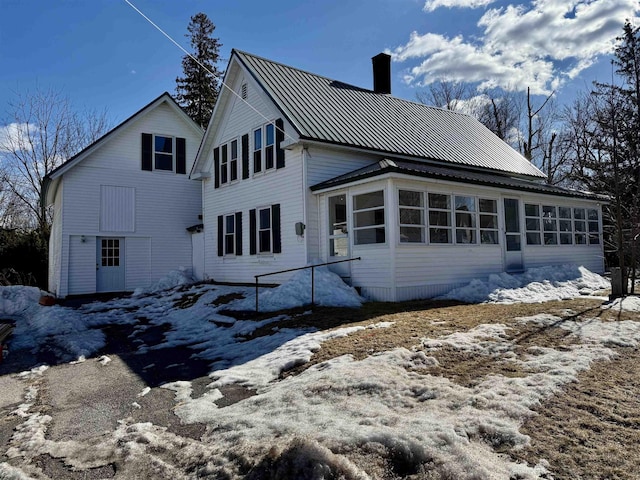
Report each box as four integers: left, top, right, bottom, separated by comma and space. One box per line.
249, 209, 256, 255
272, 204, 281, 253
275, 118, 285, 169
217, 215, 224, 257
213, 147, 220, 188
176, 137, 186, 174
141, 133, 153, 171
241, 134, 249, 179
235, 211, 243, 255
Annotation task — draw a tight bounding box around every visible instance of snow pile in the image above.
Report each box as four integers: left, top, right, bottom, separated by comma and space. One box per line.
0, 286, 42, 316
231, 266, 364, 312
441, 265, 610, 304
133, 268, 194, 296
602, 295, 640, 312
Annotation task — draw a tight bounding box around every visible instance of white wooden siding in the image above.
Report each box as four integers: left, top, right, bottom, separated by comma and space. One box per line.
68, 235, 97, 295
53, 100, 202, 296
100, 185, 135, 232
48, 182, 64, 296
202, 72, 306, 284
125, 237, 151, 289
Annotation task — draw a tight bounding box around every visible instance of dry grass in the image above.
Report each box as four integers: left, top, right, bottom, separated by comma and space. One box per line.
276, 296, 640, 479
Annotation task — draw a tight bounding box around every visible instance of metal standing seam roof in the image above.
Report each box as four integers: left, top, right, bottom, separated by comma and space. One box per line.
234, 50, 547, 180
310, 158, 607, 202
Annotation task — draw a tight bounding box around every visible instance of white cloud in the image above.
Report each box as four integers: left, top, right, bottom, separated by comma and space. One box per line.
424, 0, 496, 13
393, 0, 640, 95
0, 122, 37, 153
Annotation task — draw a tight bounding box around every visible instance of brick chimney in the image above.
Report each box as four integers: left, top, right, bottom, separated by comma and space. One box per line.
372, 53, 391, 95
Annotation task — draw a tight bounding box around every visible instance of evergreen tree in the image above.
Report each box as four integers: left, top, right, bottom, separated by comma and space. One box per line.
175, 13, 223, 128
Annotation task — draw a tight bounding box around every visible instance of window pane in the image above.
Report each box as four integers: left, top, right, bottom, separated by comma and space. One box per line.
479, 199, 497, 213
575, 233, 587, 244
526, 218, 540, 231
355, 209, 384, 227
155, 153, 173, 171
588, 221, 599, 233
456, 229, 476, 244
400, 226, 424, 243
480, 214, 498, 229
455, 196, 475, 212
481, 230, 498, 244
574, 208, 586, 219
525, 204, 539, 217
265, 145, 274, 169
526, 232, 541, 245
231, 140, 238, 159
543, 218, 557, 231
329, 195, 347, 231
225, 235, 235, 254
588, 209, 598, 221
559, 220, 572, 232
430, 228, 451, 244
226, 215, 235, 233
254, 129, 262, 150
400, 208, 423, 225
589, 234, 600, 244
259, 208, 271, 228
354, 228, 385, 244
504, 198, 520, 233
428, 193, 450, 210
399, 190, 423, 207
543, 205, 557, 218
506, 235, 521, 251
456, 212, 476, 228
259, 230, 271, 252
330, 238, 348, 256
221, 144, 228, 164
560, 233, 572, 244
155, 136, 172, 154
544, 232, 558, 245
354, 191, 384, 210
429, 211, 450, 227
558, 206, 571, 218
266, 123, 274, 145
575, 220, 586, 232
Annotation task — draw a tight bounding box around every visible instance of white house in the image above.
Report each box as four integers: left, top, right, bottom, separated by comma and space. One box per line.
44, 92, 203, 298
190, 50, 606, 302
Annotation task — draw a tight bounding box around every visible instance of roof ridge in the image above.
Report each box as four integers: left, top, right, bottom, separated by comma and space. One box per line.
232, 49, 474, 119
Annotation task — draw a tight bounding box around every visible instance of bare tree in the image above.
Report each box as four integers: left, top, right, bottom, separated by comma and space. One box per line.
0, 87, 110, 232
475, 89, 523, 147
416, 80, 473, 111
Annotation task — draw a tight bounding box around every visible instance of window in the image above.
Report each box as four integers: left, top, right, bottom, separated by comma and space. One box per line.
428, 193, 451, 243
253, 122, 276, 173
101, 239, 120, 267
154, 135, 173, 171
353, 191, 385, 245
455, 196, 476, 244
249, 205, 281, 255
479, 199, 499, 244
224, 214, 236, 255
542, 205, 558, 245
525, 204, 541, 245
218, 139, 239, 185
141, 133, 186, 173
588, 208, 600, 244
526, 203, 601, 246
217, 212, 242, 257
399, 190, 425, 243
230, 139, 238, 182
220, 144, 228, 184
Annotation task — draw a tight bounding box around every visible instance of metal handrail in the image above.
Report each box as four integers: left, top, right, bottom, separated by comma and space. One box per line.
254, 257, 361, 312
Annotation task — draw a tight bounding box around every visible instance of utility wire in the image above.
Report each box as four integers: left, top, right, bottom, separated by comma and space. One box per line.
123, 0, 295, 142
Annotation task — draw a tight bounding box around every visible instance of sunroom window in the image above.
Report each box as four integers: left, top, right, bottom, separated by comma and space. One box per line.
399, 190, 425, 243
428, 193, 451, 244
353, 191, 385, 245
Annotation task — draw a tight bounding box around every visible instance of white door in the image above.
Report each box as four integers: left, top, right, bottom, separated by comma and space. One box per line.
327, 193, 351, 280
503, 198, 524, 272
96, 237, 125, 292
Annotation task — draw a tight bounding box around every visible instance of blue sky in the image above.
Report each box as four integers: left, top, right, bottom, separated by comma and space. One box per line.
1, 0, 639, 127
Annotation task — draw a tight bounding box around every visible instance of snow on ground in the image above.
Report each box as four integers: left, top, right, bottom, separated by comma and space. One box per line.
1, 265, 637, 479
440, 264, 610, 304
602, 295, 640, 312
